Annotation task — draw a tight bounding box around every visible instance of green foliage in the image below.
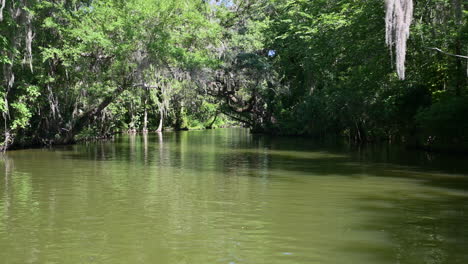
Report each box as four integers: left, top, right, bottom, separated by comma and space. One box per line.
9, 85, 40, 130
240, 0, 468, 147
0, 0, 466, 152
416, 93, 468, 140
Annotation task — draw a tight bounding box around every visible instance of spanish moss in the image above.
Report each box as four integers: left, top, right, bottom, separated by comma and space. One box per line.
385, 0, 413, 80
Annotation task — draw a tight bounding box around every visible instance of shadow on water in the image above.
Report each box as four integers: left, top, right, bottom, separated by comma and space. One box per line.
345, 192, 468, 264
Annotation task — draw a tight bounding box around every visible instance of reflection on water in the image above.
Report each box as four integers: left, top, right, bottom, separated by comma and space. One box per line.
1, 128, 468, 263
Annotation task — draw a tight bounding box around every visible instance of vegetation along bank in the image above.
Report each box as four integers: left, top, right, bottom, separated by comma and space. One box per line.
1, 0, 467, 152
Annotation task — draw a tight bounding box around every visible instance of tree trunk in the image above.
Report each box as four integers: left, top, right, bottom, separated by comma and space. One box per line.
143, 98, 148, 133
452, 0, 466, 96
156, 108, 164, 132
206, 111, 218, 129
66, 85, 127, 143
0, 0, 5, 22
143, 108, 148, 133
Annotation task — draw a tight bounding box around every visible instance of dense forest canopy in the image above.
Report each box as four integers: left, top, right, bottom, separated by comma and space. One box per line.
0, 0, 467, 151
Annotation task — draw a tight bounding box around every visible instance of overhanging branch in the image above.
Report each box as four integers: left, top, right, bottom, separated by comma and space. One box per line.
427, 47, 468, 59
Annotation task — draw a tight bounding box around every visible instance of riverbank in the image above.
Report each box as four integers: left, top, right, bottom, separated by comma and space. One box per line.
3, 127, 468, 156
1, 125, 245, 152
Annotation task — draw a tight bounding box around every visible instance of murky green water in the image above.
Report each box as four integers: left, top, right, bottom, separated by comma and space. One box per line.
1, 129, 468, 264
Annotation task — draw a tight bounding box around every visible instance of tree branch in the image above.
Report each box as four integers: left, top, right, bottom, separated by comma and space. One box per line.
133, 84, 159, 89
427, 47, 468, 59
80, 53, 115, 60
221, 110, 252, 127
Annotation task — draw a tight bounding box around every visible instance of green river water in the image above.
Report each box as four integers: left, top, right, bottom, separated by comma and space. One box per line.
1, 128, 468, 264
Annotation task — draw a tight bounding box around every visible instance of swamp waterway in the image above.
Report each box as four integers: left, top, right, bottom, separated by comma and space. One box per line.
1, 128, 468, 264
